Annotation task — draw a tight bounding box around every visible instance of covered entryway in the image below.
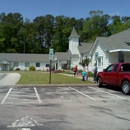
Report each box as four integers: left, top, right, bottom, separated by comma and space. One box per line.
0, 59, 10, 71
109, 49, 130, 63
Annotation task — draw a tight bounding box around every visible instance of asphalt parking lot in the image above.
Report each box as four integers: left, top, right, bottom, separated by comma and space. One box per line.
0, 73, 130, 130
0, 85, 130, 130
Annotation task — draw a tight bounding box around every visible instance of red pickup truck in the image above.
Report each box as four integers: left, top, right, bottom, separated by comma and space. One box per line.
97, 63, 130, 95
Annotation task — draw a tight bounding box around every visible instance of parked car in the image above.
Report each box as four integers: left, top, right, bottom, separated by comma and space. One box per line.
96, 63, 130, 95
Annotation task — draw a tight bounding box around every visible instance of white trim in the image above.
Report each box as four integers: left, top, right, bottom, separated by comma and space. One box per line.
109, 49, 130, 53
89, 38, 98, 54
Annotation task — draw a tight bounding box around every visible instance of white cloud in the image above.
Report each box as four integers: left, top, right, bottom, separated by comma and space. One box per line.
110, 11, 120, 16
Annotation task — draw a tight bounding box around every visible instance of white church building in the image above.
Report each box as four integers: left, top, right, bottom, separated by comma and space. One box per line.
0, 27, 130, 72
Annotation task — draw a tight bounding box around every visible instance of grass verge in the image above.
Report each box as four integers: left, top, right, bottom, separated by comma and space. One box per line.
17, 71, 93, 84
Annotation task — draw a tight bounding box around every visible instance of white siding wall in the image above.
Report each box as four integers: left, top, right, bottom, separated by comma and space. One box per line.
108, 53, 118, 64
10, 62, 14, 70
71, 58, 80, 68
57, 60, 67, 70
12, 62, 50, 71
91, 42, 109, 72
18, 62, 24, 70
124, 52, 130, 62
69, 38, 79, 54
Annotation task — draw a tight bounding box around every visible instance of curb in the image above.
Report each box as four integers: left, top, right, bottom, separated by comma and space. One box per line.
14, 84, 97, 87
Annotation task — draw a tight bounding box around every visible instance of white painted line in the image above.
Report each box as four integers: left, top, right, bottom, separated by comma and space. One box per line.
69, 87, 96, 100
88, 87, 126, 99
1, 88, 13, 104
17, 128, 31, 130
34, 87, 42, 103
7, 115, 43, 128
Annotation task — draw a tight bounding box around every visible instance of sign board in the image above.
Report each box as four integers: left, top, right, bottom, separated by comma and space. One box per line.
95, 52, 98, 61
49, 49, 53, 60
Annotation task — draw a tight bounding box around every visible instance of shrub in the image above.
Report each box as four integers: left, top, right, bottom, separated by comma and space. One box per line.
71, 67, 74, 71
88, 71, 94, 77
29, 66, 36, 71
15, 68, 20, 71
54, 70, 62, 73
78, 69, 82, 73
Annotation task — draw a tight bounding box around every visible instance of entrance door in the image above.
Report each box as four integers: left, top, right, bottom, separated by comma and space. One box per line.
2, 64, 8, 71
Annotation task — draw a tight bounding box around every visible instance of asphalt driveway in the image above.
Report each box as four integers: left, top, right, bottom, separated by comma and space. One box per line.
0, 73, 130, 130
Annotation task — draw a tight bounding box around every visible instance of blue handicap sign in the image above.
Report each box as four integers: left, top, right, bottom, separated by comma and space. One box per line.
49, 49, 53, 60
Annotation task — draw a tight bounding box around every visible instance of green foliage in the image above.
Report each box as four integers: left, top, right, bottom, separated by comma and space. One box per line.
79, 56, 91, 67
17, 71, 93, 84
63, 70, 73, 74
0, 11, 130, 53
29, 66, 36, 71
88, 71, 94, 77
15, 68, 20, 71
78, 69, 82, 73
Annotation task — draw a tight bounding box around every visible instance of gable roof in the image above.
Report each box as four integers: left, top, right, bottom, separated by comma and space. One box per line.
54, 51, 70, 60
109, 28, 130, 40
98, 36, 130, 51
78, 43, 93, 54
0, 53, 50, 62
90, 28, 130, 53
68, 27, 80, 39
105, 28, 130, 50
0, 58, 10, 64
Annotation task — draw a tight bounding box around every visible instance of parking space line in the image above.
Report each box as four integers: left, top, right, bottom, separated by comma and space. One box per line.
1, 88, 12, 104
69, 87, 96, 100
88, 87, 126, 100
34, 87, 42, 103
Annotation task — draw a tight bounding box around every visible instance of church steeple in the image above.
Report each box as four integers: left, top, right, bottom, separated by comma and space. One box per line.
68, 27, 80, 54
68, 27, 80, 39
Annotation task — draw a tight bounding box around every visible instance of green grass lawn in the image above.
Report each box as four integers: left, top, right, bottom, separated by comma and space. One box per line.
17, 71, 93, 84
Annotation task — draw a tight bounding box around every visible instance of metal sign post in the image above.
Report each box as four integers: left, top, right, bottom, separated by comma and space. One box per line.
49, 49, 53, 84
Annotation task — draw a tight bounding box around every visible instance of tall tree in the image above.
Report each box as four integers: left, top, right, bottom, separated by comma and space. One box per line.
44, 15, 55, 52
82, 10, 110, 42
0, 13, 23, 52
108, 16, 130, 35
32, 16, 46, 53
52, 15, 71, 52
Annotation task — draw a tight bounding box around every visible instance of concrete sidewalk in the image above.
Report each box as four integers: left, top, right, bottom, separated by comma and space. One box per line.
0, 73, 21, 86
60, 73, 95, 82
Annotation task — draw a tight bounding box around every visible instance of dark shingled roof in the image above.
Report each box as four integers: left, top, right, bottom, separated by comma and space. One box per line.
54, 52, 70, 60
0, 53, 50, 62
78, 43, 93, 54
97, 28, 130, 50
68, 27, 80, 39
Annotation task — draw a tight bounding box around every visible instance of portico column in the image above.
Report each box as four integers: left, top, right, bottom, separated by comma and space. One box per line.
58, 60, 60, 70
118, 51, 124, 62
54, 60, 56, 70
